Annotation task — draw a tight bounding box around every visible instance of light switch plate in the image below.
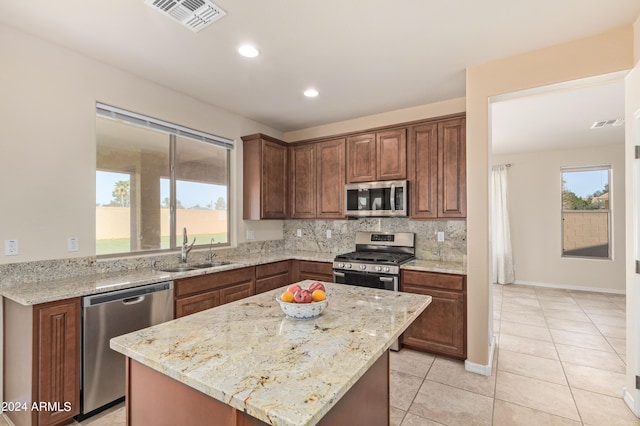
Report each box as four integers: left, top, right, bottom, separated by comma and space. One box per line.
437, 232, 445, 242
296, 229, 302, 237
4, 239, 18, 256
326, 229, 332, 239
246, 230, 255, 240
68, 237, 79, 252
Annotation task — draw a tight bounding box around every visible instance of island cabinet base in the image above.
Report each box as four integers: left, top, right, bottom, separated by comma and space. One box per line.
125, 351, 390, 425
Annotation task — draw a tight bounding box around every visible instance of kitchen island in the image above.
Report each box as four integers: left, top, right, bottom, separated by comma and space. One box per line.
110, 281, 431, 425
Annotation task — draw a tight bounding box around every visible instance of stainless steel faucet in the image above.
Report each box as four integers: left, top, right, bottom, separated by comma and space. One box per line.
180, 227, 196, 263
208, 238, 217, 262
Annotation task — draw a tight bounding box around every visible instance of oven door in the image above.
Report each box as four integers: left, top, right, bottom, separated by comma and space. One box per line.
333, 270, 398, 291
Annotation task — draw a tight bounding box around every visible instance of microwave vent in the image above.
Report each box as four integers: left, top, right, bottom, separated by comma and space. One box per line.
144, 0, 226, 32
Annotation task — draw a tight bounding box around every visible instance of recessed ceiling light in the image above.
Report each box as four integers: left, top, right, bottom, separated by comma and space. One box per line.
238, 45, 259, 58
304, 89, 319, 98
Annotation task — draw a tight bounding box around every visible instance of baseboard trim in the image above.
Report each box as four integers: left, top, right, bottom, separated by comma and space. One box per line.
513, 280, 625, 295
465, 335, 495, 376
623, 388, 639, 417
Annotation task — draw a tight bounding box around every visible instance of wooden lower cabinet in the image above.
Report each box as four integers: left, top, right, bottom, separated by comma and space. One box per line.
292, 260, 334, 282
175, 291, 220, 318
400, 270, 466, 359
4, 297, 81, 426
34, 299, 81, 426
255, 261, 291, 294
175, 267, 256, 318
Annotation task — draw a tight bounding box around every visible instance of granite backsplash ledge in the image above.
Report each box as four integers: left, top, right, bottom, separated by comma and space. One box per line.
0, 239, 285, 286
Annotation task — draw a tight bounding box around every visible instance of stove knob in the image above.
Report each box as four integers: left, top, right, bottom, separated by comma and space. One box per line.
384, 267, 391, 273
360, 264, 367, 270
346, 263, 352, 269
375, 266, 382, 272
339, 263, 345, 268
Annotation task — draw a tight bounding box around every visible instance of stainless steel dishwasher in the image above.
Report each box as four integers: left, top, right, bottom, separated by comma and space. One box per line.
80, 281, 174, 418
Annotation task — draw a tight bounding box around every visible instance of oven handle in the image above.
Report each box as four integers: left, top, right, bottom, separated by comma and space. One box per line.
379, 277, 394, 282
390, 183, 396, 212
334, 271, 345, 277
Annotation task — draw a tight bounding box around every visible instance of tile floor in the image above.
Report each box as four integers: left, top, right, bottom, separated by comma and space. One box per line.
1, 284, 637, 425
390, 284, 639, 425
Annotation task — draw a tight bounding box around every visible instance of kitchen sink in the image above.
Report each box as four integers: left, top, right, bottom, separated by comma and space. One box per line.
191, 261, 233, 269
159, 266, 197, 272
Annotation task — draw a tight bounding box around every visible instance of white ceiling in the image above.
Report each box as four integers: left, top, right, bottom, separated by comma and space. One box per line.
491, 78, 626, 155
1, 1, 638, 133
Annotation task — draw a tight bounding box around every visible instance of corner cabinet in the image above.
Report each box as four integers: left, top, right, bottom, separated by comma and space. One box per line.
408, 116, 466, 219
346, 128, 407, 183
175, 267, 256, 318
4, 297, 81, 426
242, 134, 288, 220
290, 138, 346, 219
400, 270, 466, 359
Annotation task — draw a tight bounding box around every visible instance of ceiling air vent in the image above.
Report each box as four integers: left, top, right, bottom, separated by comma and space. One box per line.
145, 0, 226, 32
591, 118, 624, 129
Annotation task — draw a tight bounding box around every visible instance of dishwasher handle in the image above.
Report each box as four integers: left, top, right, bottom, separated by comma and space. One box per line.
122, 296, 145, 305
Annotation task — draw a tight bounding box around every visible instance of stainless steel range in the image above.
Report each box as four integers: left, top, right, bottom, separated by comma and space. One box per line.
333, 231, 415, 351
332, 231, 415, 291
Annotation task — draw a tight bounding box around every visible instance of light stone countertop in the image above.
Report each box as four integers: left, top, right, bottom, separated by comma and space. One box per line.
401, 259, 466, 275
0, 251, 465, 306
0, 251, 333, 306
110, 281, 432, 426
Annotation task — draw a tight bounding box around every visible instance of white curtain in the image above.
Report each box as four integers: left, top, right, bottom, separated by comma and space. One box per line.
491, 165, 515, 284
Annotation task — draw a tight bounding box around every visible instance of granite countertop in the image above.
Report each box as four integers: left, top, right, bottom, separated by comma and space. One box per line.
110, 281, 432, 426
401, 259, 466, 275
0, 250, 465, 306
0, 251, 333, 306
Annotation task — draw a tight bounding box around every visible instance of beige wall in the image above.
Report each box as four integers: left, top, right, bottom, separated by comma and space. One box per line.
283, 97, 466, 141
467, 24, 635, 368
494, 144, 625, 292
624, 14, 640, 415
0, 23, 284, 264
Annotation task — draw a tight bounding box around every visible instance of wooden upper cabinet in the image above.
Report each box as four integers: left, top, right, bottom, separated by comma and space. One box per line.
242, 134, 288, 220
408, 123, 438, 219
316, 138, 346, 219
438, 118, 466, 218
346, 133, 376, 183
289, 144, 316, 219
347, 129, 406, 183
376, 129, 407, 181
290, 138, 345, 219
409, 116, 466, 219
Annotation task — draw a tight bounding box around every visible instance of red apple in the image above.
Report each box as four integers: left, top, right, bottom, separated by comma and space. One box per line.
287, 284, 302, 294
308, 282, 326, 293
294, 289, 312, 304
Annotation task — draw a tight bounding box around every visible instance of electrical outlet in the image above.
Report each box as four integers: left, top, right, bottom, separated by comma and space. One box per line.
437, 232, 445, 242
296, 229, 302, 237
246, 230, 255, 240
68, 237, 79, 252
4, 239, 18, 256
326, 229, 332, 239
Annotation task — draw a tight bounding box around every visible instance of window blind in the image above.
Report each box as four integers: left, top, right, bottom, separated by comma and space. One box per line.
96, 102, 234, 150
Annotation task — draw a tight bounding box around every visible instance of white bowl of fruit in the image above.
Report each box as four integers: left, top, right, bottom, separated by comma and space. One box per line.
277, 282, 328, 319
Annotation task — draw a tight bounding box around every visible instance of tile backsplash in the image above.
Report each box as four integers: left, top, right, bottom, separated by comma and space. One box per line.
283, 218, 466, 262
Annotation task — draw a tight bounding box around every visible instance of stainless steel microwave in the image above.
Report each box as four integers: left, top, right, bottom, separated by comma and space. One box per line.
344, 180, 408, 217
